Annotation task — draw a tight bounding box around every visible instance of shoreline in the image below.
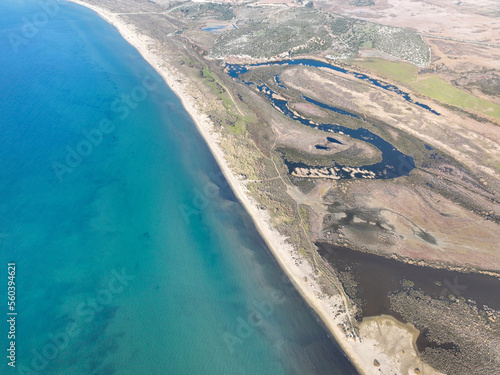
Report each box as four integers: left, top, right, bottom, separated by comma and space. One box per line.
66, 1, 440, 374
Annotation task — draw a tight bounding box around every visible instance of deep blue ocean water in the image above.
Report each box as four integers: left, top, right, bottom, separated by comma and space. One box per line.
0, 1, 357, 374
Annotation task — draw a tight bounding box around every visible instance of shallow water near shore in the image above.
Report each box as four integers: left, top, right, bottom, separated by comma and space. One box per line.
0, 1, 358, 374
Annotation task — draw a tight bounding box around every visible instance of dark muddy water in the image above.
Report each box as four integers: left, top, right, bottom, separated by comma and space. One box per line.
316, 243, 500, 351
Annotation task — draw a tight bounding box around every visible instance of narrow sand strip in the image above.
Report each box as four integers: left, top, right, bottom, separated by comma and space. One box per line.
66, 2, 441, 374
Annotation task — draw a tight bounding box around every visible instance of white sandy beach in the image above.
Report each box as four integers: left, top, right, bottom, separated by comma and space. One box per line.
66, 2, 443, 374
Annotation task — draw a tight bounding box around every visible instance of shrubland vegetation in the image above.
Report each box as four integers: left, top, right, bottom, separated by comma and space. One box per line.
176, 2, 234, 21
209, 7, 430, 66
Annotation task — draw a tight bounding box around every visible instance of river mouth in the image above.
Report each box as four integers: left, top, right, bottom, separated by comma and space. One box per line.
316, 242, 500, 353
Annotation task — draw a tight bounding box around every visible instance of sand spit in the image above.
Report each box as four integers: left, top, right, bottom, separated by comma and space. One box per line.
67, 1, 443, 373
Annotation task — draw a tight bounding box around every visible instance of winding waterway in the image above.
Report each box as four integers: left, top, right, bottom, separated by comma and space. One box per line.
227, 59, 440, 115
226, 61, 417, 180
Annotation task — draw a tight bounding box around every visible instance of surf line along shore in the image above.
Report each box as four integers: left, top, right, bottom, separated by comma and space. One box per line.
64, 1, 403, 373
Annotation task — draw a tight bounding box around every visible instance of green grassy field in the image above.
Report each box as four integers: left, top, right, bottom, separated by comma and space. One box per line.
351, 58, 500, 120
201, 66, 251, 134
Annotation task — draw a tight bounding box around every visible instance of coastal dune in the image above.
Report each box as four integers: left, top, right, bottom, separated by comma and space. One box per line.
66, 1, 442, 374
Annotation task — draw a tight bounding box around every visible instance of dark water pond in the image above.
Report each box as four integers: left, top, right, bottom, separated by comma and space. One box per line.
316, 243, 500, 351
327, 136, 343, 145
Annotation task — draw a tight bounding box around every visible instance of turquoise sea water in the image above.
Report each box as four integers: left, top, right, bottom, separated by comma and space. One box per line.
0, 1, 357, 374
